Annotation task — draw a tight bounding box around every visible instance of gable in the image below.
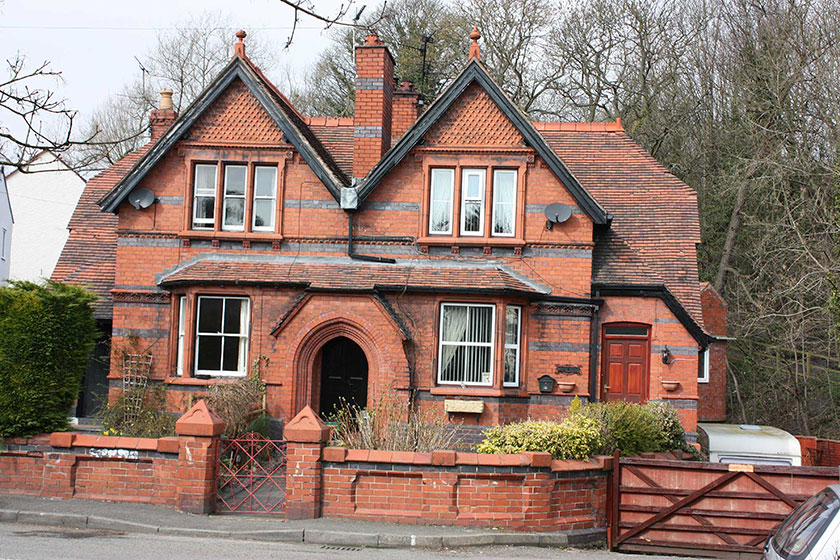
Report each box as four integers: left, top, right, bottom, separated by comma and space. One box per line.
356, 60, 609, 225
99, 57, 349, 212
186, 78, 286, 145
425, 83, 524, 147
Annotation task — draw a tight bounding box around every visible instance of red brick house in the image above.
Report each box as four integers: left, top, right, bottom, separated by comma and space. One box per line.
55, 29, 727, 438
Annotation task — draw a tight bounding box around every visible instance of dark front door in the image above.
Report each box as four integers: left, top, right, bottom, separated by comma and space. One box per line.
602, 324, 650, 403
319, 336, 368, 417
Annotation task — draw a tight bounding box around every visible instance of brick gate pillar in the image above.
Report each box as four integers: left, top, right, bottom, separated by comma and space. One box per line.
174, 400, 225, 514
283, 406, 330, 520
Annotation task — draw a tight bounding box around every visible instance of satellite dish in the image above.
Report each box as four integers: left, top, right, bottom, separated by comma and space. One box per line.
544, 203, 572, 230
128, 188, 156, 210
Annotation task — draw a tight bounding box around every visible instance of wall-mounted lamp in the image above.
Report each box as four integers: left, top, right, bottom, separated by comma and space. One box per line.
661, 347, 672, 365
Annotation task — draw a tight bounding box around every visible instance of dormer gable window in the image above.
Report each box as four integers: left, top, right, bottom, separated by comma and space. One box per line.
184, 152, 284, 237
422, 157, 526, 246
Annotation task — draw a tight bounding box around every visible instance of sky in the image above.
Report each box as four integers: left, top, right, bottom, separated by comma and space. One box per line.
1, 0, 350, 121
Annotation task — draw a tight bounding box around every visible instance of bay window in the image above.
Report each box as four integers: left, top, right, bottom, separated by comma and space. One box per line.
438, 303, 495, 385
195, 296, 250, 377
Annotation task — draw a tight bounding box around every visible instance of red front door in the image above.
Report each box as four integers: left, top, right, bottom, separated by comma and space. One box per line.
601, 324, 650, 403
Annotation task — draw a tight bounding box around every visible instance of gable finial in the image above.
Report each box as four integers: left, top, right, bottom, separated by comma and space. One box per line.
234, 29, 247, 58
469, 25, 481, 61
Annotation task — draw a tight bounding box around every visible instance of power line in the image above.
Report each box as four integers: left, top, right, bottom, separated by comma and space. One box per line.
0, 25, 328, 31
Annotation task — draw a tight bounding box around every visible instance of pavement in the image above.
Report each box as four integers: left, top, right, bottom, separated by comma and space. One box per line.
0, 493, 606, 550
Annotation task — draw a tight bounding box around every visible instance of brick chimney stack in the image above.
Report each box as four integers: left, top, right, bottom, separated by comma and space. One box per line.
353, 32, 394, 180
150, 89, 177, 140
392, 81, 420, 141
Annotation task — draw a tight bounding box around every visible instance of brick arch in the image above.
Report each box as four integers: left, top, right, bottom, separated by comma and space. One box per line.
291, 316, 383, 416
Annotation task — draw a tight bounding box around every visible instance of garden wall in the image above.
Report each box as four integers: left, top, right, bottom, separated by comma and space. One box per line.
0, 401, 224, 514
797, 435, 840, 466
283, 406, 610, 535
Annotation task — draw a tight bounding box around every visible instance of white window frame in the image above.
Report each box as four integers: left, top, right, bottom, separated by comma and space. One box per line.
429, 168, 454, 235
191, 164, 218, 230
195, 296, 250, 377
176, 296, 187, 376
698, 347, 710, 383
491, 169, 517, 237
251, 165, 277, 232
459, 168, 485, 236
222, 165, 248, 232
437, 303, 495, 386
503, 305, 522, 387
0, 228, 6, 260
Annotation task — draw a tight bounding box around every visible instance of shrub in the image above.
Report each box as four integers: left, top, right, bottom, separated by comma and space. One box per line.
99, 385, 175, 438
644, 400, 686, 451
0, 281, 98, 437
475, 417, 604, 460
568, 398, 688, 456
330, 393, 459, 452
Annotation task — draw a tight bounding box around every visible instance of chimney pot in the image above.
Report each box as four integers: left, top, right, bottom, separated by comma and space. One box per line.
364, 32, 383, 46
159, 89, 174, 110
234, 29, 247, 57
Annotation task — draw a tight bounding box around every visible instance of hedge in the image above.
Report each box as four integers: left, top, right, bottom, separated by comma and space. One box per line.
0, 281, 98, 437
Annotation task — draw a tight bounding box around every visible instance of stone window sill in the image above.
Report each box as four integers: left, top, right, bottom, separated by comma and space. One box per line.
177, 230, 282, 242
429, 386, 529, 398
417, 236, 525, 248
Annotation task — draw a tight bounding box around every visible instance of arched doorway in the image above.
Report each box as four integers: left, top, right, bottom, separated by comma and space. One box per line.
318, 336, 369, 418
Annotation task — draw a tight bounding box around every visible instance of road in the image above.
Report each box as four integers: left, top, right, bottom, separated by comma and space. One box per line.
0, 524, 692, 560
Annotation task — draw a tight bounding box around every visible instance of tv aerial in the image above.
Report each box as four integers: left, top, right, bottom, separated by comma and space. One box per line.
128, 188, 157, 210
544, 202, 572, 230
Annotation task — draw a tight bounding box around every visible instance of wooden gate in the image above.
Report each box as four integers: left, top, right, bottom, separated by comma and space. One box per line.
610, 455, 838, 558
216, 432, 287, 514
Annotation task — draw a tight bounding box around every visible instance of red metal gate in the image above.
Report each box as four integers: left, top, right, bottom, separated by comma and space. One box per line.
609, 455, 838, 558
216, 432, 287, 514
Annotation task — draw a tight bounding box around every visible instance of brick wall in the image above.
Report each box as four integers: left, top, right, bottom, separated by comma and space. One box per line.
797, 436, 840, 466
0, 401, 224, 514
318, 447, 609, 531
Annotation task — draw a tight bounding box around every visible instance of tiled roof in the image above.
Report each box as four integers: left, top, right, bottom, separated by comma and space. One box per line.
308, 120, 354, 178
539, 129, 703, 325
158, 257, 547, 296
51, 145, 152, 319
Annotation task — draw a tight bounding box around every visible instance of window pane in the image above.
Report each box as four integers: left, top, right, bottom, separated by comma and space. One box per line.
505, 307, 520, 345
223, 299, 243, 334
197, 336, 222, 371
463, 201, 481, 232
468, 306, 492, 343
442, 305, 468, 342
224, 165, 247, 195
224, 198, 245, 227
253, 199, 274, 228
254, 166, 277, 197
466, 173, 481, 198
195, 196, 215, 221
494, 205, 513, 235
494, 171, 516, 202
198, 298, 223, 333
195, 164, 217, 194
493, 170, 516, 235
222, 336, 241, 372
504, 348, 518, 384
430, 169, 453, 234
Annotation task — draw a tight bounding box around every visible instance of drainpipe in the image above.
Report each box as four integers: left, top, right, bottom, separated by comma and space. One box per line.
588, 296, 601, 403
347, 212, 396, 264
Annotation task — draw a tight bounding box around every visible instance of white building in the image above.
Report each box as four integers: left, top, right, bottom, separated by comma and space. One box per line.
6, 151, 86, 282
0, 167, 12, 284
